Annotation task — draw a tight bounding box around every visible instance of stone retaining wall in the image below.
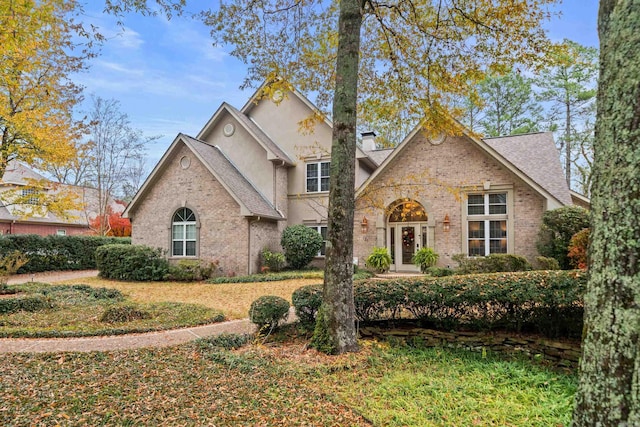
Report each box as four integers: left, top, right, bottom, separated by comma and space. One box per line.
359, 326, 581, 368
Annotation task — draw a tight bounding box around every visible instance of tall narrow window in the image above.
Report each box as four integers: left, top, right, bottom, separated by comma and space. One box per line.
466, 193, 508, 256
172, 207, 197, 257
306, 161, 330, 192
308, 225, 327, 256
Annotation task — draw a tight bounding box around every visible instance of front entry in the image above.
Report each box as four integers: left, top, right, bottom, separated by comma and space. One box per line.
387, 200, 429, 272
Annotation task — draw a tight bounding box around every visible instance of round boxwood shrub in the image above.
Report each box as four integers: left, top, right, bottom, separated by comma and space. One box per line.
280, 225, 323, 270
249, 295, 290, 330
291, 284, 323, 327
365, 247, 392, 273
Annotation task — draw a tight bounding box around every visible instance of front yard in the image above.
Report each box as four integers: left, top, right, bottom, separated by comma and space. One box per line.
0, 337, 576, 426
0, 274, 578, 425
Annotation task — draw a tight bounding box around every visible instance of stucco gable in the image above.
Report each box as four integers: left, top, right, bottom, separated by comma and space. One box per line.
197, 103, 294, 166
124, 134, 283, 220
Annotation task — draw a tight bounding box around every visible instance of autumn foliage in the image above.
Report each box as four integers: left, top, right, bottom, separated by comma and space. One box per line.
568, 228, 589, 270
90, 204, 131, 237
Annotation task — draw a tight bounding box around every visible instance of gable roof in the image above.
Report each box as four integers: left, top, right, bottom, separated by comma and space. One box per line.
240, 81, 378, 169
124, 134, 283, 220
483, 132, 572, 206
356, 125, 571, 209
197, 102, 295, 166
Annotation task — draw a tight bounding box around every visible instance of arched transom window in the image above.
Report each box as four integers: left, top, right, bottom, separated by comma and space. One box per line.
388, 200, 428, 222
172, 207, 196, 257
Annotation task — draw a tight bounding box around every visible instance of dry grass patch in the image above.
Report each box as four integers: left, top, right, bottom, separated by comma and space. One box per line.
62, 277, 321, 319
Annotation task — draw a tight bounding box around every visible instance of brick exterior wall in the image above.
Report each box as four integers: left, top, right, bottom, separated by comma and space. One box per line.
129, 143, 250, 275
354, 135, 546, 270
0, 222, 90, 236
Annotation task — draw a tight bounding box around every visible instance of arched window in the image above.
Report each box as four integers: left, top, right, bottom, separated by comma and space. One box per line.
172, 207, 196, 256
388, 200, 428, 222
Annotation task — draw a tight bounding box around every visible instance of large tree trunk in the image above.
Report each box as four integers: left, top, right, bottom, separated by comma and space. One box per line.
313, 0, 362, 354
572, 1, 640, 424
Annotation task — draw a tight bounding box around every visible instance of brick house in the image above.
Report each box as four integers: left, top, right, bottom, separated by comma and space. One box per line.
124, 85, 585, 274
0, 161, 123, 236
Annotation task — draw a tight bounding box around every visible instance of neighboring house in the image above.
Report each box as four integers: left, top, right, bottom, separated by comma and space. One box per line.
0, 161, 123, 236
124, 85, 585, 274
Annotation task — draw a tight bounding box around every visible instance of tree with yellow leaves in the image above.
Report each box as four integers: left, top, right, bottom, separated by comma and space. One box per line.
0, 0, 98, 218
105, 0, 558, 354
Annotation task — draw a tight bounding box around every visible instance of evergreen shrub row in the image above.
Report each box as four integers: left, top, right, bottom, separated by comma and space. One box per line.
0, 235, 130, 273
95, 244, 169, 281
292, 270, 586, 339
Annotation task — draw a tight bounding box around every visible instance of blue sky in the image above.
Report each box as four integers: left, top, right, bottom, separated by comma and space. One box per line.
76, 0, 600, 166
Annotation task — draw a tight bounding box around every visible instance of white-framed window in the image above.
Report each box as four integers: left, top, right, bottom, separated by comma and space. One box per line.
467, 193, 507, 256
308, 225, 327, 256
21, 188, 39, 205
172, 207, 197, 257
56, 229, 67, 236
306, 161, 330, 193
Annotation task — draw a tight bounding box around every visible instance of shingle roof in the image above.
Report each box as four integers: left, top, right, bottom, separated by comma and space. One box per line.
180, 134, 283, 219
483, 132, 572, 206
363, 148, 394, 166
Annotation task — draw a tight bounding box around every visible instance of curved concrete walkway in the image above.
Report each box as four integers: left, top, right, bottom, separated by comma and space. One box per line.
0, 319, 256, 354
2, 269, 257, 354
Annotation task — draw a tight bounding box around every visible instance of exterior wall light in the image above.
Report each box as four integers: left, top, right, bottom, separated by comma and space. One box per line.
443, 214, 451, 232
361, 216, 369, 234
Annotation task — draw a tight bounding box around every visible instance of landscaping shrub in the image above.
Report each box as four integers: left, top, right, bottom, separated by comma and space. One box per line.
536, 206, 590, 269
424, 266, 455, 277
261, 249, 286, 273
535, 256, 561, 270
198, 333, 252, 350
95, 244, 169, 281
412, 247, 439, 273
0, 295, 53, 315
40, 284, 124, 302
208, 270, 323, 284
453, 253, 531, 274
165, 259, 221, 281
249, 295, 290, 330
568, 228, 590, 270
100, 305, 151, 323
291, 284, 323, 328
292, 270, 586, 339
280, 225, 323, 269
0, 235, 130, 273
0, 251, 28, 279
365, 247, 392, 273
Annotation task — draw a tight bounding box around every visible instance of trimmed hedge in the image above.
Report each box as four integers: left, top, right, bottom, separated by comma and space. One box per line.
0, 235, 130, 273
453, 253, 532, 274
292, 270, 586, 339
95, 244, 169, 281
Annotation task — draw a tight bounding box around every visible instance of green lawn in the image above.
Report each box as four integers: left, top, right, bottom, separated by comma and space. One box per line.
0, 338, 577, 426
